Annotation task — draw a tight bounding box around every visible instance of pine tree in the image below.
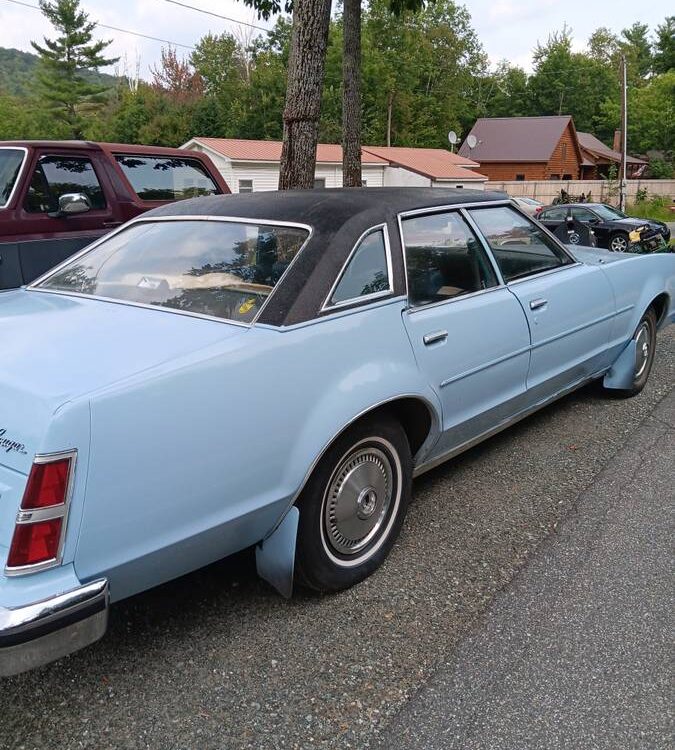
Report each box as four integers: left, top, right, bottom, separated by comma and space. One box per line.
31, 0, 119, 138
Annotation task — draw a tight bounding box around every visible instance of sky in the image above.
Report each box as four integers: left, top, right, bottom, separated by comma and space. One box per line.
0, 0, 672, 80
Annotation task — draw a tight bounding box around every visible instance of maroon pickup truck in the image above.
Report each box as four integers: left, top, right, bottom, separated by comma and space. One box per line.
0, 141, 230, 289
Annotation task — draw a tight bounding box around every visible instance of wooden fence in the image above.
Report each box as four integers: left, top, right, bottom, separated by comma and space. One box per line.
484, 179, 675, 205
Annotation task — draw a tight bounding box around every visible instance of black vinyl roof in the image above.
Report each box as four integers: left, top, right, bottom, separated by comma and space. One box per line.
146, 187, 507, 226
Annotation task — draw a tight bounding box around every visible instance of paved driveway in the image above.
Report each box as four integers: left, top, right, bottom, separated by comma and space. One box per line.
2, 327, 673, 750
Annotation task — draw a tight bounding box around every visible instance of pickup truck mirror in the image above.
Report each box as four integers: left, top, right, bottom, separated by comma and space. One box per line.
49, 193, 92, 218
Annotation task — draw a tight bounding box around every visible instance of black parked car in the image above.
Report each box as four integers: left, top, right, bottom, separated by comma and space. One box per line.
538, 203, 670, 252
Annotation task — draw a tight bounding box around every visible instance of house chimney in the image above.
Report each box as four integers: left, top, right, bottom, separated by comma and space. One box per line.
613, 130, 621, 152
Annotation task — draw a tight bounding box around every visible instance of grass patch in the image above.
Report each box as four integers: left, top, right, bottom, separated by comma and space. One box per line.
627, 195, 673, 223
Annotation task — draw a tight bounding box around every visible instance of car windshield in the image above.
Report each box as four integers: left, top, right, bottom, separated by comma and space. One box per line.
35, 219, 310, 323
593, 204, 625, 220
0, 148, 25, 208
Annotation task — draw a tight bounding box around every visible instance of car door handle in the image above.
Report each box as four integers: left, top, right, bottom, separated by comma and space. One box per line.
529, 298, 548, 311
423, 330, 448, 346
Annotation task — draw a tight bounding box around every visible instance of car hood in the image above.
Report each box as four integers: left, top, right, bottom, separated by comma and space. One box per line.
616, 217, 661, 230
0, 289, 246, 472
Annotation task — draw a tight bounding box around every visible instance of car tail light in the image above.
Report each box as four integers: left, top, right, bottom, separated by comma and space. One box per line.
6, 451, 76, 572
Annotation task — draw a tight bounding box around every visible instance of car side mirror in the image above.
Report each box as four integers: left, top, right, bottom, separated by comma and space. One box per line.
49, 193, 92, 218
588, 217, 599, 224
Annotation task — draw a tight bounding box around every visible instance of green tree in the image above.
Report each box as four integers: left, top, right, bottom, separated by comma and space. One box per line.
652, 16, 675, 74
31, 0, 118, 138
619, 22, 653, 83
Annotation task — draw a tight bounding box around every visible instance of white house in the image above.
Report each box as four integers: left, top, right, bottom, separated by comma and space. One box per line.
181, 138, 488, 193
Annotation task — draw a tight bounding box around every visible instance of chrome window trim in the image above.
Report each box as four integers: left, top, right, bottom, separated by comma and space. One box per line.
5, 449, 78, 577
459, 207, 506, 284
0, 146, 29, 209
26, 214, 314, 328
397, 201, 508, 312
26, 288, 254, 328
320, 223, 394, 312
505, 260, 582, 286
404, 284, 505, 315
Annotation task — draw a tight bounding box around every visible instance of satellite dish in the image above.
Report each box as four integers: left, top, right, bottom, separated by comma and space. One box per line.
467, 134, 478, 149
448, 131, 458, 145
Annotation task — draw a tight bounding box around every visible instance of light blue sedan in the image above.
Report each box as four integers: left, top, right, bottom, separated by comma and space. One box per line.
1, 188, 673, 674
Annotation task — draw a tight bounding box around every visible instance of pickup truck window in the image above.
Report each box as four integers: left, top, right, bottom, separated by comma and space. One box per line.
25, 156, 106, 213
36, 219, 310, 324
0, 148, 26, 208
114, 155, 220, 201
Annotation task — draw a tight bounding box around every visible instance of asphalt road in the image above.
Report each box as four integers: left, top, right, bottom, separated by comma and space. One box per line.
2, 327, 673, 750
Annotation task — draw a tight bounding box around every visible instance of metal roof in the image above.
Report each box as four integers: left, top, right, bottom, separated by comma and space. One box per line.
577, 132, 647, 165
458, 116, 574, 162
362, 146, 486, 180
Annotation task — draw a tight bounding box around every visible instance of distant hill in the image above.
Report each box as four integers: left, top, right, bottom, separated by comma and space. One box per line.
0, 47, 119, 97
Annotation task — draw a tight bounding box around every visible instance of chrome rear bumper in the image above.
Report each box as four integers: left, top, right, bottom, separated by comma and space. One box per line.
0, 578, 108, 676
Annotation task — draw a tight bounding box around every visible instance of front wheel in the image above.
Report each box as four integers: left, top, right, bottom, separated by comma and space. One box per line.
609, 231, 629, 252
294, 414, 412, 592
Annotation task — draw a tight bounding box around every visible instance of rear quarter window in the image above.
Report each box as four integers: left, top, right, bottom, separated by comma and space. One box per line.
114, 155, 220, 201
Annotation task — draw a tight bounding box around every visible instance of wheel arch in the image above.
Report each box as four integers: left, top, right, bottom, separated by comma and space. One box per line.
649, 291, 670, 329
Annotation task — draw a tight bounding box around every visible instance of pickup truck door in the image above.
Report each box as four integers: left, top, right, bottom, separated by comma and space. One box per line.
400, 208, 531, 460
14, 150, 117, 284
469, 205, 616, 401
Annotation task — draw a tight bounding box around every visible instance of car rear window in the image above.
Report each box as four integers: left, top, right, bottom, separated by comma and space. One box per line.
0, 148, 26, 208
114, 155, 220, 201
35, 219, 309, 324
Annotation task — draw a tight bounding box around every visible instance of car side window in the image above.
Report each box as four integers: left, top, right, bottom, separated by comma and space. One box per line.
572, 208, 597, 222
114, 155, 220, 201
540, 207, 566, 221
469, 206, 572, 283
401, 211, 498, 307
328, 227, 391, 307
24, 155, 106, 213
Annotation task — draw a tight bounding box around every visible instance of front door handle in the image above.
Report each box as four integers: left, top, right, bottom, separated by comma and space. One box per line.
423, 330, 448, 346
529, 298, 548, 311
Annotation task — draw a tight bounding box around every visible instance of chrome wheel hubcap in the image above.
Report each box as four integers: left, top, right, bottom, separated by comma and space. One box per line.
611, 235, 627, 251
634, 322, 651, 378
324, 446, 393, 555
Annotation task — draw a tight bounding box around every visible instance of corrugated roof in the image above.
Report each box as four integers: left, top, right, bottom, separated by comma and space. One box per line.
577, 131, 646, 165
188, 138, 388, 164
458, 116, 573, 162
362, 146, 486, 180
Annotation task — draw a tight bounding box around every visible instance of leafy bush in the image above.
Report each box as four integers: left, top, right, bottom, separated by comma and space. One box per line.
627, 195, 673, 222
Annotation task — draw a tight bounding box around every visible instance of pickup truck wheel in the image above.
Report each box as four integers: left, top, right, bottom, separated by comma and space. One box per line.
294, 415, 412, 593
609, 231, 629, 252
607, 308, 657, 397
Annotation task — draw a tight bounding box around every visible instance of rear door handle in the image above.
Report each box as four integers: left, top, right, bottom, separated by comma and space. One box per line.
529, 298, 548, 311
423, 330, 448, 346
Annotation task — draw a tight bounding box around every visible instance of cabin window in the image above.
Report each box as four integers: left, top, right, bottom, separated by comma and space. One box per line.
238, 179, 253, 194
515, 174, 525, 181
561, 143, 568, 161
314, 178, 326, 189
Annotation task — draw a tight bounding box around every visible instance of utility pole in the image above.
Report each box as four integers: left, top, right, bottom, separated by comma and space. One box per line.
619, 54, 628, 212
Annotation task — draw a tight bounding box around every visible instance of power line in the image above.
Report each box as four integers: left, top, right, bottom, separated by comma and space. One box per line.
2, 0, 196, 50
162, 0, 268, 33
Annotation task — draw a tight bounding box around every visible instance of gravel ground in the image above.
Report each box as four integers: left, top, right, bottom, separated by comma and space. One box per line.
1, 326, 673, 750
373, 383, 675, 749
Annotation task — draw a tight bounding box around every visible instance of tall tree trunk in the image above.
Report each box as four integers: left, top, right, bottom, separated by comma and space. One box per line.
342, 0, 362, 187
278, 0, 331, 190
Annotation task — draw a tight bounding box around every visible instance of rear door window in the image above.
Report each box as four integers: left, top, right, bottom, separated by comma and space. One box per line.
114, 155, 220, 201
24, 155, 106, 213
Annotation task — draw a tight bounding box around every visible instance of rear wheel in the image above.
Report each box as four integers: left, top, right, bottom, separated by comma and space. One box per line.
294, 414, 412, 592
609, 231, 629, 252
606, 308, 657, 397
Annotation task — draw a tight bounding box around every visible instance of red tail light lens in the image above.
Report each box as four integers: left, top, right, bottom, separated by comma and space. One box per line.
6, 452, 75, 572
7, 519, 63, 567
21, 458, 71, 509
